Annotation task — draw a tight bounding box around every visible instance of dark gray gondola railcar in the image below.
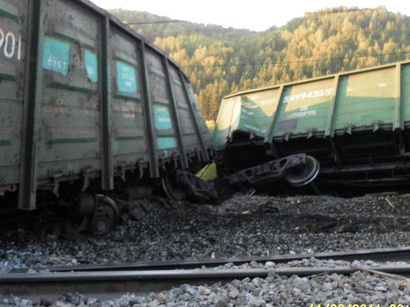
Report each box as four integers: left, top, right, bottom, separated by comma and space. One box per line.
0, 0, 213, 232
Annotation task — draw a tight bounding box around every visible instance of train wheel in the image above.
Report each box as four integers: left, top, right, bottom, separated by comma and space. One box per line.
91, 195, 119, 235
161, 171, 186, 201
285, 155, 320, 187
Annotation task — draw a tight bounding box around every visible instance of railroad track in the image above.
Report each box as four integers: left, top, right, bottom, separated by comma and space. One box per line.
3, 246, 410, 302
11, 245, 410, 273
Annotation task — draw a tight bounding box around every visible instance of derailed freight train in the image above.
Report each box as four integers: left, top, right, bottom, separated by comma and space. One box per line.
0, 0, 214, 232
213, 61, 410, 195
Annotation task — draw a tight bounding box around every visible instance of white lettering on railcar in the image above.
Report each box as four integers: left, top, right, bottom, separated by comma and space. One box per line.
46, 55, 68, 71
289, 110, 317, 118
0, 28, 22, 60
284, 88, 333, 104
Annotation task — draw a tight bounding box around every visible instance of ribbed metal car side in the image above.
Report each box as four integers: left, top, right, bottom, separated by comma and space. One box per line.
0, 0, 27, 199
0, 0, 213, 215
213, 61, 410, 191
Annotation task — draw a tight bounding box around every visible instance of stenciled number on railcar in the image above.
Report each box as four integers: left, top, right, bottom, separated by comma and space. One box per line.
46, 55, 68, 71
0, 28, 22, 60
284, 88, 333, 104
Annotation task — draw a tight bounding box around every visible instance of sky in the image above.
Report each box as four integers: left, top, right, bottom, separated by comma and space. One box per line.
90, 0, 410, 32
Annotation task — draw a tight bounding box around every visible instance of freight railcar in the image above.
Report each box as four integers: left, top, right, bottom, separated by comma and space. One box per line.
0, 0, 213, 232
213, 61, 410, 194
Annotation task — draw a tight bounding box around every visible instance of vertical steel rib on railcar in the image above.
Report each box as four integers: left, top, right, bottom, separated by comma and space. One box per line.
0, 0, 214, 223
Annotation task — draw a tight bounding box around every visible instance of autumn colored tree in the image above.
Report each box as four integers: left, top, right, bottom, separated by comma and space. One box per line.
111, 7, 410, 120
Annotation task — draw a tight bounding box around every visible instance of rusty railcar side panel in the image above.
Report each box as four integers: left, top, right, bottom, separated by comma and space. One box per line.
169, 64, 208, 164
37, 0, 102, 176
144, 49, 179, 160
182, 77, 212, 162
0, 0, 27, 195
1, 0, 213, 210
109, 24, 149, 177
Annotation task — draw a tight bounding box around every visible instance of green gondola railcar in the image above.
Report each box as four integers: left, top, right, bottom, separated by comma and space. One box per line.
213, 62, 410, 193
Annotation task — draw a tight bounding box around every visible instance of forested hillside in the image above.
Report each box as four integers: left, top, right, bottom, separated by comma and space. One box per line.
110, 7, 410, 120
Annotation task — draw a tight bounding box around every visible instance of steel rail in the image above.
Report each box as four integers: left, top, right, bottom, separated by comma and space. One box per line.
2, 264, 410, 302
3, 265, 410, 282
12, 246, 410, 274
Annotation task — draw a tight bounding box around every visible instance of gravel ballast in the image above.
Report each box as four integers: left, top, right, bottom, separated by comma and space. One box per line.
1, 193, 410, 305
1, 260, 410, 306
